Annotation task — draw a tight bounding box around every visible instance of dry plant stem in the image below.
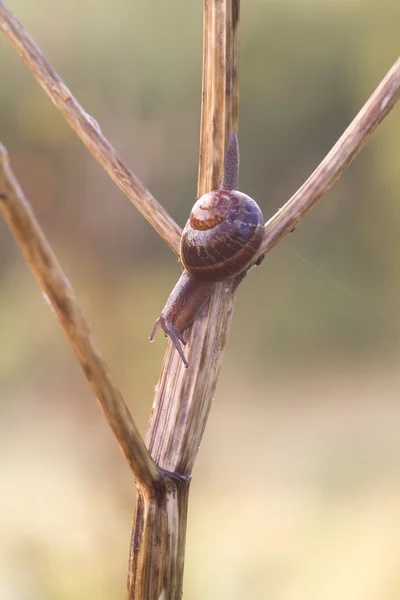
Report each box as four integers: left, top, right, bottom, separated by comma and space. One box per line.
127, 1, 240, 598
0, 0, 181, 255
127, 53, 400, 598
0, 144, 159, 490
1, 2, 398, 598
260, 56, 400, 256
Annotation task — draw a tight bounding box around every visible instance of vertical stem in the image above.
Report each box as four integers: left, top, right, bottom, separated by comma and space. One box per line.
199, 0, 240, 194
127, 2, 240, 597
128, 477, 190, 599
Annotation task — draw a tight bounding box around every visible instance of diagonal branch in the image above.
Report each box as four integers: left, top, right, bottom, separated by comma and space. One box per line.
0, 0, 181, 255
259, 56, 400, 257
0, 143, 160, 490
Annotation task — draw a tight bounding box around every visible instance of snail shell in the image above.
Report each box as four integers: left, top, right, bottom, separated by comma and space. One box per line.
150, 132, 266, 368
180, 189, 265, 281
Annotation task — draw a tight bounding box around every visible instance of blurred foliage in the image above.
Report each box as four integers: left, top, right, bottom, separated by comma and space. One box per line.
0, 0, 399, 598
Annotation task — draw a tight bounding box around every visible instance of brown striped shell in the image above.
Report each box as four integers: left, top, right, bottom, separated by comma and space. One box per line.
180, 190, 264, 281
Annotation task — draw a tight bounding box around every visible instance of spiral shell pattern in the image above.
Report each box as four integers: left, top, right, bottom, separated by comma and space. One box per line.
180, 190, 264, 281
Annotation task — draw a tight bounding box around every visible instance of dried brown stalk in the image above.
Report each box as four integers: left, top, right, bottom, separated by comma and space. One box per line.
1, 0, 399, 598
0, 0, 181, 255
127, 2, 241, 597
0, 143, 159, 490
127, 51, 400, 599
259, 56, 400, 257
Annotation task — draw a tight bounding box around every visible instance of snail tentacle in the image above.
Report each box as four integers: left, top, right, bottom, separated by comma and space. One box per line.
220, 131, 239, 191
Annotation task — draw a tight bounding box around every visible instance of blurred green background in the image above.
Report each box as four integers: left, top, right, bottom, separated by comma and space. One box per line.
1, 0, 399, 598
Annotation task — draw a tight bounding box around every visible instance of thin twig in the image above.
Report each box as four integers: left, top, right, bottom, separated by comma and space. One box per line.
0, 143, 160, 490
0, 0, 181, 255
259, 56, 400, 257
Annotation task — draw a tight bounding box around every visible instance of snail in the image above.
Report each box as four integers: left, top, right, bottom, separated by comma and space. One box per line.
150, 132, 265, 368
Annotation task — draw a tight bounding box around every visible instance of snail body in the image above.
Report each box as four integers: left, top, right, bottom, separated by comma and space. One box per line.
150, 133, 264, 368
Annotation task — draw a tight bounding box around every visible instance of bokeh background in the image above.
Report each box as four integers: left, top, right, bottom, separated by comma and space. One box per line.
1, 1, 399, 598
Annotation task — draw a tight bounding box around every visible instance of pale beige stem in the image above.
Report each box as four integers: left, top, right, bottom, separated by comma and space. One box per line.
0, 0, 181, 255
127, 1, 240, 597
259, 56, 400, 257
0, 144, 160, 489
1, 1, 399, 598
